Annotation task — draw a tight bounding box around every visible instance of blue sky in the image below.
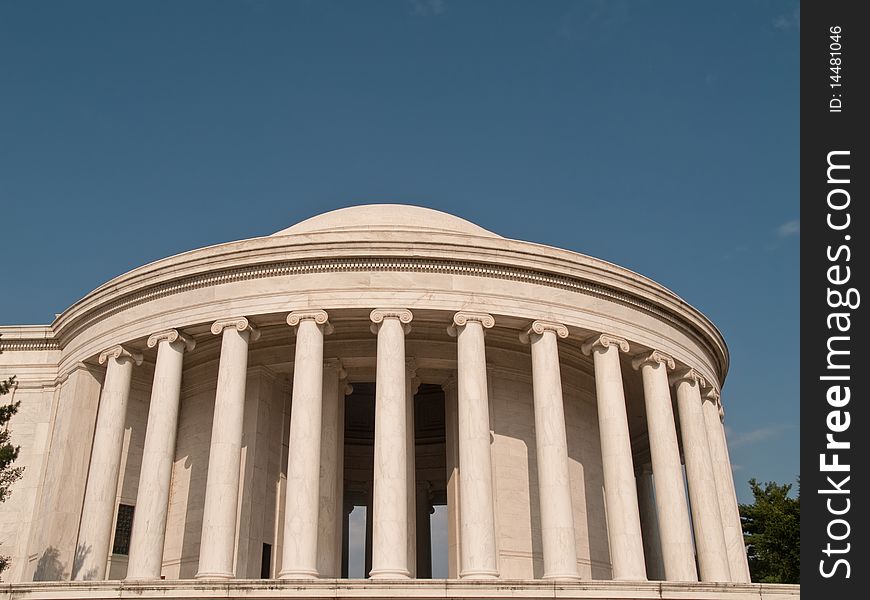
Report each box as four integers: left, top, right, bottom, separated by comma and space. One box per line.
1, 0, 798, 564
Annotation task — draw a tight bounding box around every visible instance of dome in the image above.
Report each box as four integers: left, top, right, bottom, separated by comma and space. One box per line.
271, 204, 502, 238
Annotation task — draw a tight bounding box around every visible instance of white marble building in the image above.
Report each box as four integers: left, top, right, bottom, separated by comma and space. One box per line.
0, 205, 798, 599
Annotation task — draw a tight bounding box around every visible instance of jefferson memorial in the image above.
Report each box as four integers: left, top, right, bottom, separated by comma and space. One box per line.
0, 205, 797, 599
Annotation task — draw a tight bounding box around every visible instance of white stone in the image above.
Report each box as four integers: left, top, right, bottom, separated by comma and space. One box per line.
449, 312, 499, 579
632, 351, 697, 582
126, 329, 195, 580
703, 388, 752, 583
521, 320, 579, 582
279, 311, 331, 579
316, 358, 347, 578
74, 346, 142, 581
0, 205, 792, 598
369, 309, 413, 579
196, 318, 258, 579
670, 369, 731, 582
581, 334, 645, 581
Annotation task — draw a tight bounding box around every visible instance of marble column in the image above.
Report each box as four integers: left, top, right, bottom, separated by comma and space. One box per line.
581, 334, 646, 581
316, 359, 348, 578
442, 377, 461, 579
448, 311, 499, 579
405, 358, 419, 578
341, 500, 353, 578
368, 308, 413, 579
632, 351, 697, 582
364, 487, 373, 578
279, 310, 333, 579
635, 465, 665, 581
703, 388, 751, 583
416, 482, 434, 579
126, 329, 195, 580
520, 320, 579, 581
671, 368, 731, 582
75, 345, 142, 581
196, 318, 259, 579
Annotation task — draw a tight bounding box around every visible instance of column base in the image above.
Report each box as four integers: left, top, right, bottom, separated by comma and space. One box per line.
459, 569, 499, 579
278, 568, 319, 579
542, 572, 581, 582
368, 568, 411, 579
194, 570, 234, 580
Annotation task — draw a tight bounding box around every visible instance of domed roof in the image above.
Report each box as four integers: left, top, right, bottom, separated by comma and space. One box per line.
271, 204, 502, 238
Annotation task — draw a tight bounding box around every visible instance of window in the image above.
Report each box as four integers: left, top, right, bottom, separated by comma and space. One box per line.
112, 504, 135, 555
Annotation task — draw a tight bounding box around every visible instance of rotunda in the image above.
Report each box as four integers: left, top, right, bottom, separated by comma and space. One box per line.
0, 205, 798, 599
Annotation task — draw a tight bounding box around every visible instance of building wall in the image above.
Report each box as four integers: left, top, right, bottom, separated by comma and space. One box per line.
0, 347, 58, 583
26, 364, 102, 582
489, 359, 610, 579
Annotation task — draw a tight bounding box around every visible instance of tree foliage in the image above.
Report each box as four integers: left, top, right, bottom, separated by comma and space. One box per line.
1, 371, 24, 575
739, 478, 800, 584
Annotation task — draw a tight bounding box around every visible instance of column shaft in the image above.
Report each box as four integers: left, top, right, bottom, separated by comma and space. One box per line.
197, 319, 257, 579
522, 321, 579, 581
703, 391, 751, 582
442, 379, 461, 579
405, 359, 418, 578
582, 335, 646, 580
451, 312, 498, 579
416, 483, 433, 579
280, 310, 331, 579
634, 352, 697, 582
672, 370, 731, 582
75, 346, 141, 581
369, 308, 413, 579
126, 330, 194, 580
636, 468, 665, 580
316, 360, 345, 578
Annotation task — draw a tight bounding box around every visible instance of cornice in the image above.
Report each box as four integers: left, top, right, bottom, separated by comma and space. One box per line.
18, 232, 727, 381
0, 338, 60, 351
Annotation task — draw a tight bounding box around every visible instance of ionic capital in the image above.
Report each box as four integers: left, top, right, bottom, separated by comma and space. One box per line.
447, 311, 495, 337
369, 308, 413, 335
211, 317, 261, 341
669, 367, 707, 389
344, 382, 354, 396
406, 358, 421, 393
287, 309, 333, 335
98, 344, 143, 366
580, 333, 630, 356
323, 358, 347, 380
147, 329, 196, 352
631, 349, 676, 371
519, 320, 568, 344
703, 386, 721, 406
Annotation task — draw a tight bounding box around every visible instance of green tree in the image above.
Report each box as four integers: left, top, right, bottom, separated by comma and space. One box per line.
739, 478, 800, 584
1, 369, 24, 575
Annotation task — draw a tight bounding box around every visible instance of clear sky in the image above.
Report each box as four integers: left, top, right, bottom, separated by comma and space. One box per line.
1, 0, 798, 567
